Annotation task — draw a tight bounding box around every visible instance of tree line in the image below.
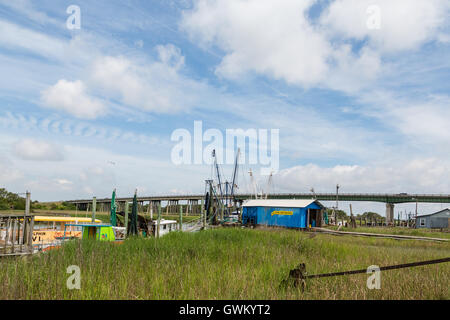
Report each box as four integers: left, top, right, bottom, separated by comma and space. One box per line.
0, 188, 26, 210
325, 208, 383, 220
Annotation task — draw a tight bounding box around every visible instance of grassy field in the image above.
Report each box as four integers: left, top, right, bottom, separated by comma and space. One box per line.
0, 228, 448, 300
326, 226, 450, 239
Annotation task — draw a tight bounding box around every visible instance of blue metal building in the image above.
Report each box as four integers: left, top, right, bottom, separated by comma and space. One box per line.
242, 199, 325, 229
416, 208, 450, 229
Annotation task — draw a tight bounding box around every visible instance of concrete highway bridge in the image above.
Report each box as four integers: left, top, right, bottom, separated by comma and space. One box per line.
67, 193, 450, 223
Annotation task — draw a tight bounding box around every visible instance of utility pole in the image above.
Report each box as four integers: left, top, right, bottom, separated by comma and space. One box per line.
335, 184, 340, 225
310, 188, 316, 200
249, 169, 258, 199
336, 184, 340, 209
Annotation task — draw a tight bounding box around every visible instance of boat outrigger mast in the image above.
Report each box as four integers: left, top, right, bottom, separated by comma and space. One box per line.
205, 148, 241, 223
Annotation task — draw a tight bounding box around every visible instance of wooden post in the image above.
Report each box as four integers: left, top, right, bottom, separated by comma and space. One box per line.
4, 218, 10, 253
28, 216, 34, 253
150, 201, 154, 220
91, 197, 97, 223
18, 215, 22, 252
124, 202, 129, 233
25, 191, 31, 215
318, 209, 323, 227
11, 218, 16, 254
201, 198, 206, 229
307, 209, 310, 229
157, 203, 161, 238
179, 205, 183, 231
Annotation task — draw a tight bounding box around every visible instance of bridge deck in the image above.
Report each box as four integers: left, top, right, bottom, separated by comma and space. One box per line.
66, 193, 450, 205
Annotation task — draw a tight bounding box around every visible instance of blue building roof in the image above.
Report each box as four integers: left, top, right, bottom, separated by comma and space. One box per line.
242, 199, 324, 208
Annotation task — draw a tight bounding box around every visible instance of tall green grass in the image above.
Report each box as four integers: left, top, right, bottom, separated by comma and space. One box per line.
0, 228, 448, 300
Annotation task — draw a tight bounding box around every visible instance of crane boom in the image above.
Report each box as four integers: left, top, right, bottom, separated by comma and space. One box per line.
230, 148, 240, 199
212, 149, 224, 199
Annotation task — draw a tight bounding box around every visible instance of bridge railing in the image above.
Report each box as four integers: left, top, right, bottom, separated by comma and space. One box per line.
66, 193, 450, 204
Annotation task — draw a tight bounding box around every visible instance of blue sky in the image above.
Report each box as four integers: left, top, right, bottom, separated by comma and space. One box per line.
0, 0, 449, 215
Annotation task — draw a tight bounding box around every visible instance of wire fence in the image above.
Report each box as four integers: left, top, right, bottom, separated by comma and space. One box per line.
284, 257, 450, 289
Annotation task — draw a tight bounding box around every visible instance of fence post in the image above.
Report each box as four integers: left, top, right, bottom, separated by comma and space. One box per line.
124, 202, 129, 234
91, 197, 97, 223
179, 205, 183, 231
4, 218, 10, 253
11, 218, 16, 254
201, 198, 206, 229
25, 191, 31, 215
28, 216, 34, 253
157, 203, 161, 238
307, 209, 310, 229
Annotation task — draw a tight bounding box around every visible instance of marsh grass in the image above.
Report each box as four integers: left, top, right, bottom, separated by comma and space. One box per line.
0, 228, 448, 300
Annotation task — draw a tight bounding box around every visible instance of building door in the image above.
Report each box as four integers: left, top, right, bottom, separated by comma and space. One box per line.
245, 207, 258, 225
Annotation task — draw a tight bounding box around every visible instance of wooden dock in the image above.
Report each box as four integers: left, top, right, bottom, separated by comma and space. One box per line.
0, 214, 35, 257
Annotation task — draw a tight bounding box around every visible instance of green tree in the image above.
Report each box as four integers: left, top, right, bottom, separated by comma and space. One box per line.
325, 208, 348, 220
0, 188, 26, 210
359, 212, 383, 220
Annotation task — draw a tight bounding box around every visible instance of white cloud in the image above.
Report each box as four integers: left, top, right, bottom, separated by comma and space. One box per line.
325, 45, 382, 92
438, 33, 450, 44
181, 0, 449, 90
41, 80, 106, 119
321, 0, 449, 52
0, 0, 59, 26
55, 179, 73, 186
354, 92, 450, 150
90, 53, 209, 113
182, 0, 330, 86
0, 155, 23, 183
156, 44, 185, 70
0, 112, 161, 147
274, 158, 450, 194
0, 19, 66, 60
12, 138, 64, 161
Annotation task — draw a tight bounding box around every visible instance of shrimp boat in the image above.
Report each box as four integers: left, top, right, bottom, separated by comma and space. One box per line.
148, 219, 178, 237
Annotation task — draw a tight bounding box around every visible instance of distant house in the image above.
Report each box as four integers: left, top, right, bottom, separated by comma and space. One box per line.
416, 208, 450, 229
242, 199, 325, 229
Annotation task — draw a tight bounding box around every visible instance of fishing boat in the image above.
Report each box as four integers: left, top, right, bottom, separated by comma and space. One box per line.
32, 216, 102, 250
149, 219, 178, 237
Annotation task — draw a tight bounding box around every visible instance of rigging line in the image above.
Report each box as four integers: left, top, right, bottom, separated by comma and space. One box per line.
240, 163, 249, 195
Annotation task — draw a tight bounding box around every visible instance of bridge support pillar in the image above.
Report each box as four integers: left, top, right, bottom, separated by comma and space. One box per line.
193, 200, 198, 215
386, 203, 395, 225
174, 200, 178, 214
149, 201, 154, 220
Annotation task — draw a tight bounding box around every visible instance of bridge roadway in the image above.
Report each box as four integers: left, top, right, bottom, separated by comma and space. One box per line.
67, 193, 450, 205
